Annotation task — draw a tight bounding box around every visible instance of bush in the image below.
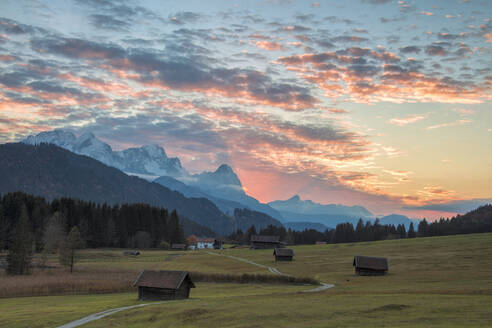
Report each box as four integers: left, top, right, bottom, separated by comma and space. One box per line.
158, 241, 170, 250
189, 272, 319, 285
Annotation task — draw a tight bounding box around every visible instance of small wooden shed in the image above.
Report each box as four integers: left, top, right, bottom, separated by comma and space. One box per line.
250, 235, 280, 249
353, 256, 389, 276
171, 243, 186, 250
133, 270, 195, 300
123, 250, 140, 256
273, 248, 294, 261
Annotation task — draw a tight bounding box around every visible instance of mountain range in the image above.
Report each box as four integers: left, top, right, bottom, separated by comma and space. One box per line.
19, 130, 420, 232
22, 130, 282, 219
0, 143, 281, 235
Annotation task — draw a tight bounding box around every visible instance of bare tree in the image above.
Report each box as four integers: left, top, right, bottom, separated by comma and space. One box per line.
42, 212, 66, 254
59, 226, 85, 273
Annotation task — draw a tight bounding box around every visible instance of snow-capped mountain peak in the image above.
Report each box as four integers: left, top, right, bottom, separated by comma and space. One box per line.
23, 129, 76, 149
141, 144, 167, 158
21, 130, 188, 178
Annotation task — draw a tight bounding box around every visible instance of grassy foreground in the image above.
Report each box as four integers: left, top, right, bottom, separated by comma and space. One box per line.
1, 233, 491, 327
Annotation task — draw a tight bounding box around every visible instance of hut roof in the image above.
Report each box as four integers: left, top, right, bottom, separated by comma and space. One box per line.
196, 238, 215, 243
273, 248, 294, 256
133, 270, 195, 289
353, 256, 389, 271
251, 235, 280, 243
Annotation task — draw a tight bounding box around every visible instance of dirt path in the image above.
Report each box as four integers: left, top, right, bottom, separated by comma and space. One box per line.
57, 302, 165, 328
206, 251, 334, 292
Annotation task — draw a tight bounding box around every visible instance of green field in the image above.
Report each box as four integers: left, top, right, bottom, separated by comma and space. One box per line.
1, 233, 492, 327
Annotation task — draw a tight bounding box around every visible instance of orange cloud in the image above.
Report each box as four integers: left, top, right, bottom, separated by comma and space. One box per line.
252, 40, 285, 51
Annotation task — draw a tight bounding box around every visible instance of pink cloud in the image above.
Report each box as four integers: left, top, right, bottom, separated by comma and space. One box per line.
388, 114, 427, 126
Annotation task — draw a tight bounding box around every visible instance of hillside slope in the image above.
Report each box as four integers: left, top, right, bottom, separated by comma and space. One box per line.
0, 143, 234, 235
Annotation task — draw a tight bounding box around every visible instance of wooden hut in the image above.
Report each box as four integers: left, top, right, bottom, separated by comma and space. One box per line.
250, 235, 280, 249
171, 243, 186, 250
123, 250, 140, 256
213, 239, 223, 249
353, 256, 389, 276
273, 248, 294, 261
133, 270, 195, 301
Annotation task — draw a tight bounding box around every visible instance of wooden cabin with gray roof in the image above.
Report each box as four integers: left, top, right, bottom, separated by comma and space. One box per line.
353, 256, 389, 276
133, 270, 195, 300
250, 235, 281, 249
273, 248, 294, 261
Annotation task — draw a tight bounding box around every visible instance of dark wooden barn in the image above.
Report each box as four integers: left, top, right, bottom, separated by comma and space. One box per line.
171, 243, 186, 250
353, 256, 389, 276
133, 270, 195, 301
250, 235, 280, 249
273, 248, 294, 261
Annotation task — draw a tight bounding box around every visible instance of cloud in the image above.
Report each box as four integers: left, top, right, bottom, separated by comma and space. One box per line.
277, 48, 489, 104
420, 11, 434, 16
426, 119, 472, 130
361, 0, 392, 4
169, 12, 202, 25
425, 45, 447, 56
89, 14, 130, 31
404, 199, 492, 213
252, 40, 285, 51
388, 114, 427, 126
399, 46, 421, 54
32, 36, 318, 110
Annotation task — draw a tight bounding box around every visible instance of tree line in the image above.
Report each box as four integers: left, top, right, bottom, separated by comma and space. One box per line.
229, 204, 492, 245
0, 192, 186, 274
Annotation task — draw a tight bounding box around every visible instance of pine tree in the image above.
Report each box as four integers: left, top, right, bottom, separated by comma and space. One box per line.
6, 205, 33, 275
418, 219, 429, 237
59, 226, 85, 273
407, 222, 416, 238
397, 224, 407, 239
244, 225, 257, 244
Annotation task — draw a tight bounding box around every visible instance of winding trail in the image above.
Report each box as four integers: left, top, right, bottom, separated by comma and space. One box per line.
57, 302, 165, 328
57, 250, 334, 327
206, 251, 334, 292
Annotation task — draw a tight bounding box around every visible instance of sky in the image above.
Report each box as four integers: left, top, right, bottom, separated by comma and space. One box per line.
0, 0, 491, 219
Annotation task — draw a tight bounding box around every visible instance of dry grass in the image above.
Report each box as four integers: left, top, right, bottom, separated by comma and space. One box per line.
0, 267, 136, 298
0, 257, 318, 298
190, 271, 319, 285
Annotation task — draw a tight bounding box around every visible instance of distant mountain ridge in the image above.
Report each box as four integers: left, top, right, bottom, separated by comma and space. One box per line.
268, 195, 373, 227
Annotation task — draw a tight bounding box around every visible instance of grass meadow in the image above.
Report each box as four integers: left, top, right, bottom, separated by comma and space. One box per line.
1, 233, 491, 327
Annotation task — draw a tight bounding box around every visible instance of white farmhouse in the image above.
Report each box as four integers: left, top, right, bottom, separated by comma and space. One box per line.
196, 237, 215, 249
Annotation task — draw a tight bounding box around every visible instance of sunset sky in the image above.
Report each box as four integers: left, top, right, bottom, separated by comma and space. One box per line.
0, 0, 491, 219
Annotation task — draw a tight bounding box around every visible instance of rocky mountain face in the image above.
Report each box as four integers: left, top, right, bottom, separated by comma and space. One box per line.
23, 130, 187, 178
183, 165, 283, 220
